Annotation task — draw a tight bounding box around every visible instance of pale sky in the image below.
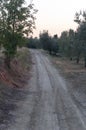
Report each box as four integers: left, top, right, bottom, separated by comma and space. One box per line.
26, 0, 86, 37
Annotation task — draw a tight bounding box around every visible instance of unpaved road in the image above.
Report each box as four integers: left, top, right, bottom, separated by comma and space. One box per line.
1, 50, 86, 130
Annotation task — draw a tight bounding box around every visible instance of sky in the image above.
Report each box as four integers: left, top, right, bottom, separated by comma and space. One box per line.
26, 0, 86, 37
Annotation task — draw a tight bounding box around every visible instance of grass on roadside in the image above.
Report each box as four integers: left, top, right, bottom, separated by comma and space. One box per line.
0, 47, 32, 87
49, 54, 86, 93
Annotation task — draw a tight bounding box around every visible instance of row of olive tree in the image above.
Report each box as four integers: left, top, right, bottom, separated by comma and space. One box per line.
26, 9, 86, 67
74, 11, 86, 67
27, 30, 59, 55
0, 0, 37, 68
58, 10, 86, 67
59, 29, 75, 59
39, 30, 59, 55
27, 37, 41, 49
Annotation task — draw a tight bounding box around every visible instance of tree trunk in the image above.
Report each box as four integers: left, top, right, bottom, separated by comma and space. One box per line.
76, 52, 81, 64
84, 56, 86, 67
70, 57, 73, 61
4, 55, 11, 69
76, 57, 80, 64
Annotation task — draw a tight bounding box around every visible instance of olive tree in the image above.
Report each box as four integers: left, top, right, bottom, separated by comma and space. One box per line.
0, 0, 37, 68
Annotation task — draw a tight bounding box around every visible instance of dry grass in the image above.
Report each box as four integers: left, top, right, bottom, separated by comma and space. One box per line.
0, 47, 32, 87
50, 55, 86, 93
51, 56, 86, 73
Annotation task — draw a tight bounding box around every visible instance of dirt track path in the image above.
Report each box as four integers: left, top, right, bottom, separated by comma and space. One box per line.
6, 50, 86, 130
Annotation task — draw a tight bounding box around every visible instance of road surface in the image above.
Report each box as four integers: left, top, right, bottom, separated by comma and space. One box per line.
3, 50, 86, 130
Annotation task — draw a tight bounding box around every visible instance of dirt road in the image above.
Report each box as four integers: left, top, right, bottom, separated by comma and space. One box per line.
4, 50, 86, 130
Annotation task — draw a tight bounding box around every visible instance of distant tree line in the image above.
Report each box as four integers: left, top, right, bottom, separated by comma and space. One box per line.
27, 31, 59, 55
39, 31, 59, 55
27, 10, 86, 67
27, 37, 41, 49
